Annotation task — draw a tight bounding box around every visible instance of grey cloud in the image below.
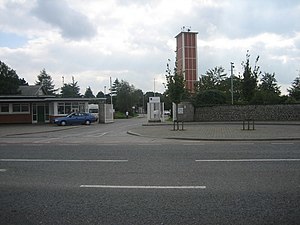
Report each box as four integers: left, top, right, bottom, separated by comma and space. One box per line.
220, 0, 300, 38
32, 0, 96, 40
115, 0, 152, 6
186, 0, 300, 40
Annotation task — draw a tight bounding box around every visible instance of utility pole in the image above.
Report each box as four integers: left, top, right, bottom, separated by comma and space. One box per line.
154, 78, 156, 97
230, 62, 235, 105
110, 77, 113, 105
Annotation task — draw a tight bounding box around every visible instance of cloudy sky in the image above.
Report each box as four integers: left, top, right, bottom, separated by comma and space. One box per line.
1, 0, 299, 95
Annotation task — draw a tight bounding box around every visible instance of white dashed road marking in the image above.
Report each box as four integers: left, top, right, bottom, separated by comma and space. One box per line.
195, 159, 300, 162
80, 185, 206, 189
0, 159, 128, 162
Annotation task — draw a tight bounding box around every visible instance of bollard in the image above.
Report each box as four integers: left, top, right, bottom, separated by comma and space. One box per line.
243, 119, 255, 130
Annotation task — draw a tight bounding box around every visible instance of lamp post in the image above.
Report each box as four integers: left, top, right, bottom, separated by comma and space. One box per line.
230, 62, 235, 105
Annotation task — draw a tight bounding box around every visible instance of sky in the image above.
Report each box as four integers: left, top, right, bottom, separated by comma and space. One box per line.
0, 0, 300, 95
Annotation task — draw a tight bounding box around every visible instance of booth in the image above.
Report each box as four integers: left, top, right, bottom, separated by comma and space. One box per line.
147, 97, 164, 122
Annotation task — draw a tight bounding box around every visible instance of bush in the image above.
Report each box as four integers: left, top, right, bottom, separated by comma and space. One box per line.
250, 90, 282, 105
114, 111, 126, 119
193, 89, 227, 107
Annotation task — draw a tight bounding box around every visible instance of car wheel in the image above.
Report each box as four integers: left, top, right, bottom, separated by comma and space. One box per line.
60, 121, 67, 126
85, 120, 91, 125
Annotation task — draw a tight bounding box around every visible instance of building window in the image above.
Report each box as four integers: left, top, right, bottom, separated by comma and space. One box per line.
0, 104, 9, 113
12, 103, 29, 113
58, 103, 65, 114
57, 102, 86, 115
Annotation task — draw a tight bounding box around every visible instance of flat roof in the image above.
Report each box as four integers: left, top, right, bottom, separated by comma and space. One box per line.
175, 31, 198, 38
0, 97, 107, 103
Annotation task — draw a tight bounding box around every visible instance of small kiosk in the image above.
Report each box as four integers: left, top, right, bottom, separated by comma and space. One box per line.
147, 97, 164, 122
98, 103, 114, 123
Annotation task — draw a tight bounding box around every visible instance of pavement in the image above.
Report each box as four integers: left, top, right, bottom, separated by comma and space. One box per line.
128, 121, 300, 141
0, 119, 300, 141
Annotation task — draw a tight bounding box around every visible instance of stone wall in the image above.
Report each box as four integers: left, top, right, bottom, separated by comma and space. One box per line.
194, 104, 300, 121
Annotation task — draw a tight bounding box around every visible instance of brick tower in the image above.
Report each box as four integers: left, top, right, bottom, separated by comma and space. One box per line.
175, 27, 198, 93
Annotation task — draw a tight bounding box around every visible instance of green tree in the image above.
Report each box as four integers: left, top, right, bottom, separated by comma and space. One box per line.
251, 72, 281, 104
165, 60, 185, 130
60, 77, 81, 97
193, 89, 227, 107
241, 51, 261, 103
114, 79, 134, 114
96, 91, 105, 98
197, 66, 227, 91
259, 72, 281, 94
35, 69, 57, 95
110, 78, 120, 105
220, 75, 243, 104
288, 75, 300, 101
131, 89, 144, 113
195, 66, 243, 104
0, 61, 28, 95
84, 86, 95, 98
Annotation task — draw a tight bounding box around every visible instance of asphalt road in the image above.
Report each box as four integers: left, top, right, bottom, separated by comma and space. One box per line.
1, 142, 300, 225
0, 118, 164, 144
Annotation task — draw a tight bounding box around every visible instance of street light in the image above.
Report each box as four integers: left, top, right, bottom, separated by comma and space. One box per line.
230, 62, 235, 105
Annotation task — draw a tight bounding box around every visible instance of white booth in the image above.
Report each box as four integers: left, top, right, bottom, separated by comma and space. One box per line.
147, 97, 164, 122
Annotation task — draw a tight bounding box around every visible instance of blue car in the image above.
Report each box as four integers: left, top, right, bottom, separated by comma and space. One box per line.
54, 112, 97, 126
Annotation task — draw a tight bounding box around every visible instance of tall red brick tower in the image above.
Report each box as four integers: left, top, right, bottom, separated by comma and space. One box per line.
175, 27, 198, 93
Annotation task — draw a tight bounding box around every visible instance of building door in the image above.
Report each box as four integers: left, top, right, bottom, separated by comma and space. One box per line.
37, 105, 45, 123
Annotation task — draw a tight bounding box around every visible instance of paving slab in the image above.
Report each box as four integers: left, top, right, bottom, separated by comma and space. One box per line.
128, 121, 300, 141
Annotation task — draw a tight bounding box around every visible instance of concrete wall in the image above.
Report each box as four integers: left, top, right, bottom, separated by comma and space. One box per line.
194, 104, 300, 121
174, 102, 195, 122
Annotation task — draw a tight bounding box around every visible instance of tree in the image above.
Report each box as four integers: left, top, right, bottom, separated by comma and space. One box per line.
251, 72, 282, 104
0, 61, 28, 95
193, 89, 227, 107
110, 78, 120, 105
96, 91, 105, 98
115, 80, 134, 114
35, 69, 57, 95
288, 75, 300, 101
131, 89, 144, 113
165, 60, 185, 130
84, 86, 95, 98
259, 72, 281, 94
197, 66, 227, 91
241, 51, 261, 103
60, 76, 81, 98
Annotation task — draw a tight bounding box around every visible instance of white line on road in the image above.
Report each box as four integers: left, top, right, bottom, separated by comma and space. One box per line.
195, 159, 300, 162
97, 132, 109, 137
138, 144, 162, 146
80, 185, 206, 189
0, 159, 128, 162
0, 169, 7, 172
22, 144, 44, 146
271, 143, 294, 145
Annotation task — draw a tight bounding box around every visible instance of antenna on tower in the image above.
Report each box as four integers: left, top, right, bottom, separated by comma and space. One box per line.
182, 26, 192, 32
